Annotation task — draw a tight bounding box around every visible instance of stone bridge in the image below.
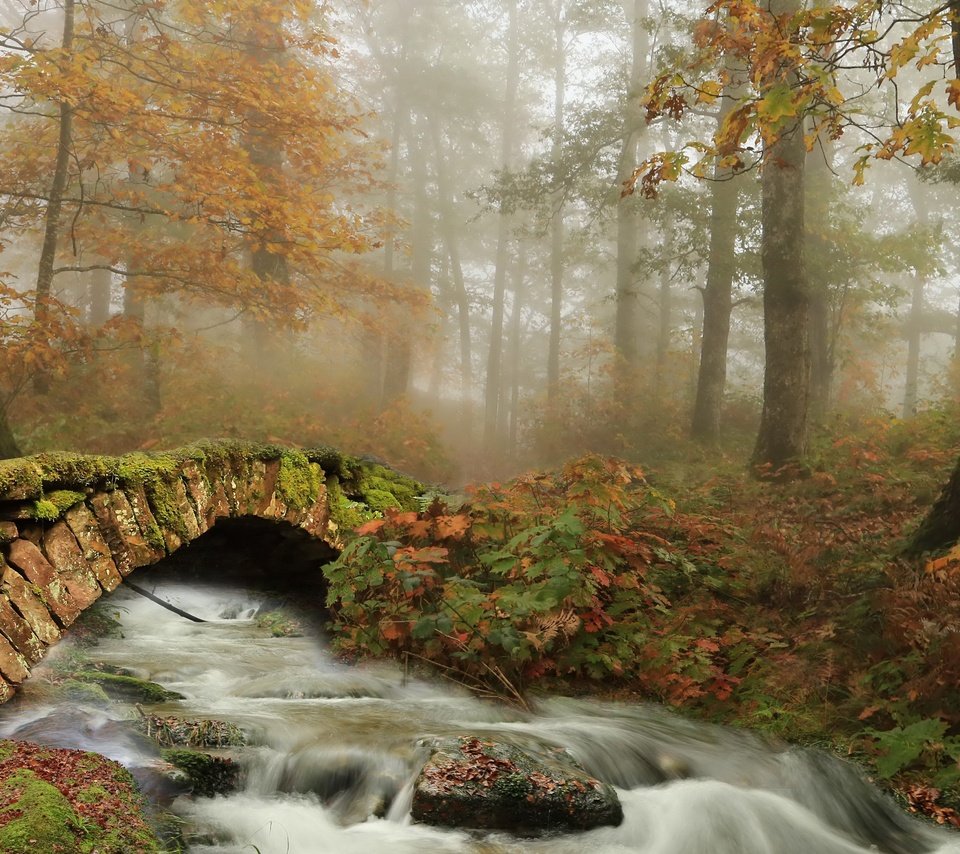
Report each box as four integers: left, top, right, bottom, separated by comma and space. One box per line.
0, 441, 421, 702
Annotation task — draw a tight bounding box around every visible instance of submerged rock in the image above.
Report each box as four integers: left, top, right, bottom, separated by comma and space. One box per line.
161, 748, 240, 797
411, 736, 622, 832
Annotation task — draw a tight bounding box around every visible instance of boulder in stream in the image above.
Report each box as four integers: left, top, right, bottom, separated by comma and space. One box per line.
411, 736, 622, 832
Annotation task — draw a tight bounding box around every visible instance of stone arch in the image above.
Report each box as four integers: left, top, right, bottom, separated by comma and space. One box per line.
0, 442, 420, 702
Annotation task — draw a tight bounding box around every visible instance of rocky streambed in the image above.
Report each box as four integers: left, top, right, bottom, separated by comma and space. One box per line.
0, 578, 958, 854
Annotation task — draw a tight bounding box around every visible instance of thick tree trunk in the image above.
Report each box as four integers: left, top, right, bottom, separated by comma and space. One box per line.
908, 453, 960, 553
483, 0, 519, 454
752, 112, 809, 468
507, 246, 527, 453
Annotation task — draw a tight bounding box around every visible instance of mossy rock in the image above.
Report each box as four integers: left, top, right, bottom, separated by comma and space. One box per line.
0, 740, 163, 853
72, 671, 183, 703
137, 715, 246, 748
31, 490, 87, 521
161, 748, 239, 797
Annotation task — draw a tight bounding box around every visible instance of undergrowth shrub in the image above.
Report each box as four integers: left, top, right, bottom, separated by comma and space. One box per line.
324, 455, 776, 705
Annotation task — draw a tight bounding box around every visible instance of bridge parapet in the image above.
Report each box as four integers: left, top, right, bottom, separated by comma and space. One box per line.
0, 441, 421, 701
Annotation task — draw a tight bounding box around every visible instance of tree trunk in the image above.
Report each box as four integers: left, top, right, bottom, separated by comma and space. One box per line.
903, 272, 924, 418
691, 81, 741, 441
613, 0, 649, 380
483, 0, 519, 454
752, 13, 809, 470
384, 115, 432, 405
655, 212, 672, 400
547, 4, 566, 401
32, 0, 75, 392
429, 113, 472, 411
908, 453, 960, 553
508, 245, 527, 453
89, 266, 112, 326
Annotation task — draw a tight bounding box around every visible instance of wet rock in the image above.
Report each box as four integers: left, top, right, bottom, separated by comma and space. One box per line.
160, 748, 240, 797
411, 736, 622, 832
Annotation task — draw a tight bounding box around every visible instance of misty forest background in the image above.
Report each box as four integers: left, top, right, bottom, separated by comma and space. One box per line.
5, 0, 960, 816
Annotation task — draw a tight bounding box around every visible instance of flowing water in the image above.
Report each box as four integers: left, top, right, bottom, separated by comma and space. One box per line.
1, 581, 959, 854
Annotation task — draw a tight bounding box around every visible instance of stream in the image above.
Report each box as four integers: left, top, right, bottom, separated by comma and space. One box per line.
0, 580, 959, 854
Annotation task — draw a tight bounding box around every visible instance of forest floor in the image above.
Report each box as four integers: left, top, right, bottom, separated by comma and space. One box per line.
328, 408, 960, 827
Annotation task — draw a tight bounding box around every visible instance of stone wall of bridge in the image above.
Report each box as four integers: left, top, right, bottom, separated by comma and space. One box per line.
0, 441, 420, 702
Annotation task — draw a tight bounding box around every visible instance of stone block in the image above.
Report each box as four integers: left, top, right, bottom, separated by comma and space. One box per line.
0, 595, 44, 664
65, 504, 122, 591
91, 491, 157, 573
0, 562, 60, 644
181, 463, 212, 534
171, 479, 201, 542
0, 633, 29, 683
123, 486, 166, 562
42, 523, 103, 612
0, 522, 16, 544
5, 538, 81, 625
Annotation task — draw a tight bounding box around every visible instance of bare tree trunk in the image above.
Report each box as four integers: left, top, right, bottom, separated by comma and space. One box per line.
691, 82, 741, 442
752, 1, 809, 470
483, 0, 519, 454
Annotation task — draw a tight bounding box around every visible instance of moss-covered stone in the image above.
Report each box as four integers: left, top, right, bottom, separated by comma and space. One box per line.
0, 741, 163, 853
277, 451, 323, 510
71, 671, 184, 703
30, 490, 87, 521
255, 610, 304, 637
0, 768, 84, 852
327, 478, 378, 534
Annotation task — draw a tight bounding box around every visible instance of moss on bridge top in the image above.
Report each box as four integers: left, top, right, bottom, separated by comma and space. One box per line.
0, 440, 423, 523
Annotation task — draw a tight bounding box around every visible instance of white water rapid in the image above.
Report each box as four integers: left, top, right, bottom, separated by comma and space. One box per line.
1, 581, 958, 854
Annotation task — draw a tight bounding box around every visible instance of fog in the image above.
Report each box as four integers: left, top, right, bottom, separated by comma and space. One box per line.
1, 0, 958, 482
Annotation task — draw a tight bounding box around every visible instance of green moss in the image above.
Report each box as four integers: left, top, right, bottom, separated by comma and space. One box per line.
31, 489, 86, 521
327, 478, 378, 533
363, 488, 403, 513
145, 479, 190, 542
116, 452, 179, 486
0, 459, 43, 499
31, 499, 60, 521
0, 769, 82, 852
277, 450, 323, 509
72, 671, 184, 703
